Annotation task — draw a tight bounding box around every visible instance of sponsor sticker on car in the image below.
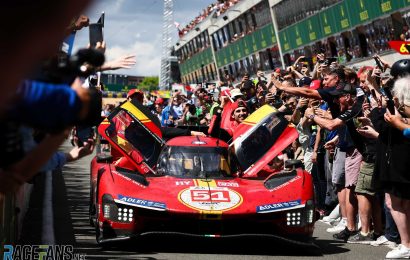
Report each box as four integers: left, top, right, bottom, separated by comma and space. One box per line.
256, 199, 303, 213
116, 195, 166, 211
178, 186, 242, 212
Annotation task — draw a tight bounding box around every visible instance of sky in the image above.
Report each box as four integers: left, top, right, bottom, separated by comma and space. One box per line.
73, 0, 215, 77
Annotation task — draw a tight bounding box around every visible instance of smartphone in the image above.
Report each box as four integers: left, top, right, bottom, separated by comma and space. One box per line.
374, 57, 384, 72
326, 57, 337, 64
76, 126, 94, 147
89, 12, 104, 48
89, 23, 103, 48
387, 100, 395, 115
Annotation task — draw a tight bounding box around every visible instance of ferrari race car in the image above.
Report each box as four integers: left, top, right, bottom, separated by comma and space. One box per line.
89, 100, 316, 245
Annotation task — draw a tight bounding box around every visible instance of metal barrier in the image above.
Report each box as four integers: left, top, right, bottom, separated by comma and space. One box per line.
0, 193, 17, 251
0, 183, 33, 252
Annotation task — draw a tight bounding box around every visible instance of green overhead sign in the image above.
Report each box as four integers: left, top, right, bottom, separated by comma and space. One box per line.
179, 47, 213, 76
279, 0, 410, 53
214, 24, 277, 67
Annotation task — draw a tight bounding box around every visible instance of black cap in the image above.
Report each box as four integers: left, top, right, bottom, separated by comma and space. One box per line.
328, 83, 356, 96
298, 77, 312, 87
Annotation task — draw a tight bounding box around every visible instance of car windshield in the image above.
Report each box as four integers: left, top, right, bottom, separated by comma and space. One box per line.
232, 112, 288, 171
157, 146, 230, 178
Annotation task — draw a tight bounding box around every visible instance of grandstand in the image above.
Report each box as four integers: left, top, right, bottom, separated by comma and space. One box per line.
175, 0, 410, 84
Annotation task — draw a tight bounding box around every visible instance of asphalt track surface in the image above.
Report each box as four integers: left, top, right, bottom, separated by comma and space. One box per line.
19, 142, 392, 259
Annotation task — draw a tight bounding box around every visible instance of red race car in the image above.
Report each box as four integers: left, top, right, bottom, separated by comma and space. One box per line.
89, 100, 316, 246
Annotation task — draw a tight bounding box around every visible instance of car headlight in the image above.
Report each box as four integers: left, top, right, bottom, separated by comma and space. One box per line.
286, 212, 302, 226
305, 200, 315, 224
117, 207, 134, 223
102, 194, 134, 223
285, 200, 315, 227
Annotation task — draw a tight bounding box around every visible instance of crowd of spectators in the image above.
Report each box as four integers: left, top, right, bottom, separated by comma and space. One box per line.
178, 0, 240, 37
133, 52, 410, 259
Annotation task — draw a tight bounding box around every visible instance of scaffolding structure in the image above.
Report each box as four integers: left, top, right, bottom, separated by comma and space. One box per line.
159, 0, 173, 90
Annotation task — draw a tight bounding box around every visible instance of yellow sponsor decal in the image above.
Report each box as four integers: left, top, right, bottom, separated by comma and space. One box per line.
243, 104, 277, 124
100, 118, 110, 125
121, 101, 151, 122
194, 179, 217, 187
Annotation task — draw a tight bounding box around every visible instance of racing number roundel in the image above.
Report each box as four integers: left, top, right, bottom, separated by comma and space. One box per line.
178, 186, 243, 212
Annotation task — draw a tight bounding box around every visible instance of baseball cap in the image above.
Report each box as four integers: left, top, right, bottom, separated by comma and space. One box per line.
127, 89, 143, 99
309, 79, 321, 90
155, 97, 164, 105
230, 100, 248, 120
328, 83, 356, 96
230, 88, 244, 99
298, 77, 312, 87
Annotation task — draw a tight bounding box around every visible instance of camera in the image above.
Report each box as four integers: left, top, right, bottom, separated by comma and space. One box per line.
36, 48, 105, 84
8, 48, 105, 133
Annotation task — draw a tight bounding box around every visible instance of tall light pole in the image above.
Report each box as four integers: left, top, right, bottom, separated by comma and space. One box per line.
159, 0, 173, 90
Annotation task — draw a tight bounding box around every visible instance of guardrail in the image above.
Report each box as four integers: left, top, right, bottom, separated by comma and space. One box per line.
0, 193, 17, 253
0, 184, 33, 253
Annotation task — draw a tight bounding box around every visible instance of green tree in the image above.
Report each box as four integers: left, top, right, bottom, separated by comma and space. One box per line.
139, 76, 159, 91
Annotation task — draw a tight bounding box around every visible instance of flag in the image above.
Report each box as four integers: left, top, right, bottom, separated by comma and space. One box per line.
174, 21, 181, 29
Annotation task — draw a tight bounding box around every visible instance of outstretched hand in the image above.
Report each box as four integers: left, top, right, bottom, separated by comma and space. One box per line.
106, 55, 136, 70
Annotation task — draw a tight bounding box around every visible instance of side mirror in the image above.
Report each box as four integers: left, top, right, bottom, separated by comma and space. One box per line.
96, 154, 113, 163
